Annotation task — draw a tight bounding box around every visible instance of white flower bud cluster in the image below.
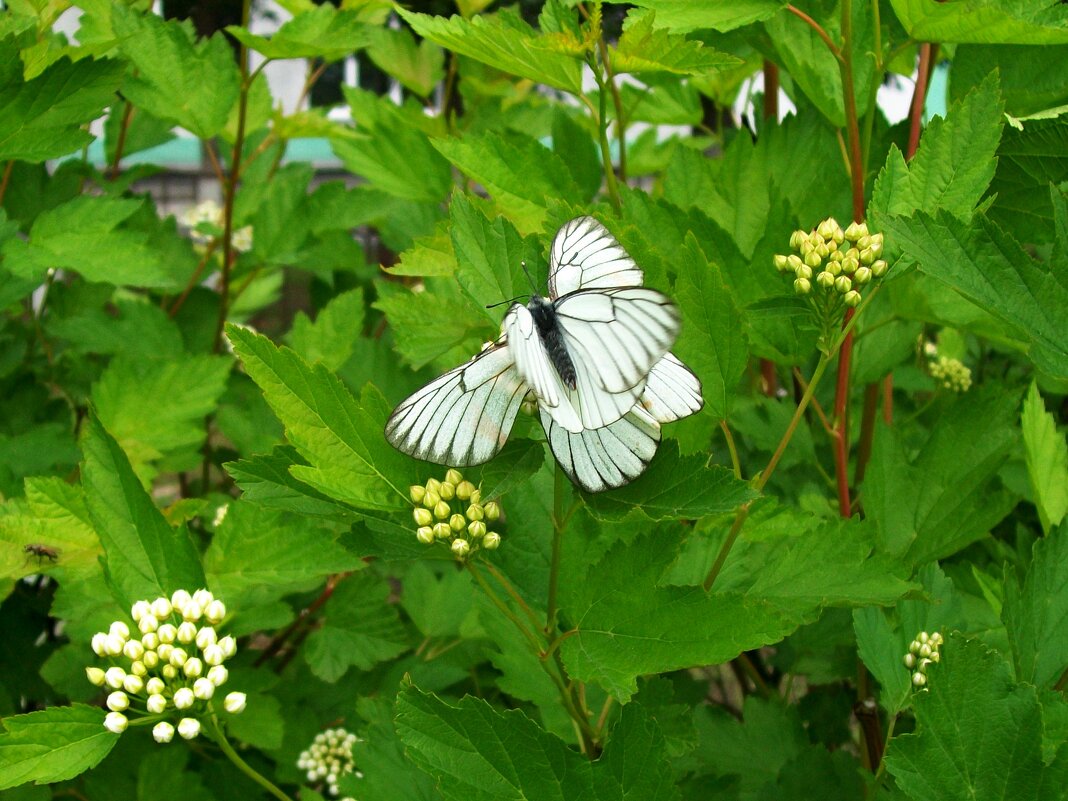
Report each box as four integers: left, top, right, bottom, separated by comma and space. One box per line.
88, 589, 247, 740
410, 469, 503, 560
903, 630, 943, 688
927, 355, 972, 393
177, 200, 253, 253
774, 218, 888, 311
296, 728, 363, 799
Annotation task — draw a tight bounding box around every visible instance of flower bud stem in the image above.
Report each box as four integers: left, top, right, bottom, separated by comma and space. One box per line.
208, 710, 294, 801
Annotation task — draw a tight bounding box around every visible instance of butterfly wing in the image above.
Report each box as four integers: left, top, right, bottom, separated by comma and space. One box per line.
384, 341, 528, 466
639, 352, 704, 423
503, 305, 583, 432
549, 216, 643, 298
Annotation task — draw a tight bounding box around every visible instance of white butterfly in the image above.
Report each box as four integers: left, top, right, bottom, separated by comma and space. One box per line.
385, 216, 704, 492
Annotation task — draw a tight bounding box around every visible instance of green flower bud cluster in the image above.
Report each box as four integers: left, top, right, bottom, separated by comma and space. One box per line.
87, 589, 246, 741
297, 728, 362, 800
903, 630, 943, 688
410, 468, 502, 560
773, 219, 889, 353
927, 355, 972, 393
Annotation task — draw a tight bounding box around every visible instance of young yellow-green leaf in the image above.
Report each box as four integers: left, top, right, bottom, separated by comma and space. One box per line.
227, 4, 370, 62
674, 235, 747, 422
80, 415, 205, 607
605, 0, 786, 32
226, 324, 411, 512
398, 7, 583, 95
432, 130, 585, 233
365, 24, 444, 98
1021, 382, 1068, 532
886, 635, 1059, 800
888, 0, 1068, 44
384, 220, 457, 278
611, 10, 739, 76
0, 44, 122, 162
871, 72, 1004, 223
1003, 522, 1068, 689
303, 571, 408, 682
112, 5, 240, 139
0, 196, 191, 288
287, 288, 366, 371
0, 704, 119, 790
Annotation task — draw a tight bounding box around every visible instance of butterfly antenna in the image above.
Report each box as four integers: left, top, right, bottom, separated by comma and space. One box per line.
520, 261, 541, 294
486, 294, 528, 310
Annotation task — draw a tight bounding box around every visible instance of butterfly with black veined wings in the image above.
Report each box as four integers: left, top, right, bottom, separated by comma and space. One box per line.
384, 216, 704, 493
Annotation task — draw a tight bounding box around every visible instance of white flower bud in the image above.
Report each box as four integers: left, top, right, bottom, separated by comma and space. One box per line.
91, 633, 108, 657
919, 643, 933, 658
467, 520, 486, 539
169, 648, 188, 667
151, 597, 172, 618
483, 531, 501, 550
449, 513, 467, 532
912, 672, 927, 687
107, 691, 129, 712
173, 687, 195, 709
104, 667, 126, 689
195, 627, 217, 650
157, 623, 177, 644
194, 677, 215, 700
104, 712, 128, 734
416, 526, 435, 544
131, 601, 151, 622
904, 653, 916, 669
141, 632, 159, 651
218, 636, 237, 659
109, 621, 131, 640
138, 615, 159, 634
432, 522, 452, 540
146, 677, 165, 695
909, 640, 921, 654
484, 501, 501, 522
919, 631, 929, 644
170, 589, 192, 611
177, 718, 201, 740
203, 643, 225, 666
131, 660, 147, 676
223, 692, 247, 713
157, 643, 174, 661
192, 589, 214, 609
207, 665, 229, 686
147, 693, 167, 714
433, 500, 451, 520
451, 539, 470, 558
104, 633, 125, 656
162, 664, 178, 680
183, 602, 203, 622
413, 507, 433, 527
184, 657, 203, 678
123, 674, 144, 694
176, 622, 197, 644
123, 639, 145, 661
844, 290, 862, 307
153, 721, 174, 743
455, 480, 476, 500
86, 667, 106, 686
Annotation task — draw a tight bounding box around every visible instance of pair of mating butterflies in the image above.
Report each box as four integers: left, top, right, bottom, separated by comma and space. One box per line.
385, 217, 703, 493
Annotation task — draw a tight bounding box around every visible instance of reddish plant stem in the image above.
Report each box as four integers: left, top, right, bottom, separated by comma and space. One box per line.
0, 160, 13, 206
254, 572, 349, 668
107, 101, 135, 181
759, 60, 781, 397
882, 374, 894, 424
854, 381, 880, 487
833, 314, 855, 518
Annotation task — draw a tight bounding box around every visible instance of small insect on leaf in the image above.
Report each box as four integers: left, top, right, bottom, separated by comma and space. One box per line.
24, 543, 60, 563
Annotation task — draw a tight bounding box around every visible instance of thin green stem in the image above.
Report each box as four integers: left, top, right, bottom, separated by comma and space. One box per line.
874, 714, 897, 780
208, 712, 294, 801
546, 463, 567, 632
482, 560, 542, 634
587, 63, 621, 210
720, 420, 742, 480
597, 36, 627, 182
468, 563, 543, 654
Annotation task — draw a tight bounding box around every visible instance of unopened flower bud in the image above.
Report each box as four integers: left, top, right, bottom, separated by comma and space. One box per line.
104, 712, 128, 734
817, 218, 839, 240
173, 687, 195, 709
176, 622, 197, 644
224, 692, 247, 713
203, 643, 225, 666
86, 667, 106, 686
912, 672, 927, 687
816, 271, 835, 289
218, 636, 237, 658
104, 633, 125, 656
162, 664, 178, 680
834, 276, 852, 294
204, 600, 226, 624
147, 693, 167, 714
468, 520, 487, 539
930, 651, 941, 663
169, 648, 188, 667
919, 643, 933, 658
106, 691, 129, 712
793, 277, 811, 295
123, 639, 145, 661
450, 514, 466, 532
909, 640, 921, 654
484, 501, 500, 521
789, 230, 807, 249
178, 718, 201, 740
804, 251, 822, 269
919, 657, 932, 673
157, 643, 174, 661
451, 539, 471, 558
858, 247, 874, 265
439, 481, 455, 501
171, 589, 192, 610
157, 623, 177, 644
432, 522, 452, 540
433, 501, 451, 520
815, 243, 830, 259
192, 589, 214, 609
131, 660, 147, 676
467, 504, 484, 521
131, 601, 151, 622
182, 602, 203, 622
425, 478, 441, 496
856, 234, 872, 251
195, 627, 217, 650
795, 263, 813, 280
423, 490, 441, 509
787, 254, 803, 273
207, 665, 229, 686
151, 597, 172, 618
904, 653, 916, 669
871, 259, 888, 277
843, 290, 862, 307
109, 621, 130, 640
409, 485, 426, 504
918, 632, 929, 644
104, 667, 126, 689
469, 489, 481, 505
413, 507, 433, 527
146, 677, 165, 695
194, 677, 215, 700
123, 674, 144, 694
773, 254, 790, 272
416, 526, 435, 544
853, 266, 872, 285
445, 468, 463, 486
483, 531, 501, 550
153, 721, 174, 743
91, 633, 107, 657
141, 632, 159, 650
844, 221, 867, 241
930, 631, 942, 645
455, 480, 476, 500
183, 657, 203, 678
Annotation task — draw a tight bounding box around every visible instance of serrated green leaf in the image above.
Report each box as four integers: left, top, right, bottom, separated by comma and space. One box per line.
986, 119, 1068, 244
303, 571, 408, 681
349, 696, 443, 801
612, 10, 739, 76
0, 477, 99, 583
46, 297, 184, 360
885, 636, 1059, 801
103, 102, 175, 163
882, 208, 1068, 380
248, 162, 314, 265
951, 44, 1068, 117
674, 234, 747, 422
227, 5, 370, 62
398, 7, 583, 94
112, 5, 240, 139
888, 0, 1068, 44
871, 72, 1004, 223
432, 130, 584, 232
1021, 382, 1068, 532
384, 221, 457, 277
79, 415, 204, 609
223, 446, 351, 520
0, 44, 122, 162
584, 442, 756, 522
550, 110, 601, 201
0, 704, 118, 790
471, 438, 545, 501
226, 324, 411, 512
366, 24, 444, 97
605, 0, 786, 33
287, 289, 365, 371
1003, 522, 1068, 689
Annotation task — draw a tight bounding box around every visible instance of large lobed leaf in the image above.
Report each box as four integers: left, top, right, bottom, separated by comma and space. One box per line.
227, 4, 370, 62
889, 0, 1068, 44
1021, 382, 1068, 533
604, 0, 787, 33
0, 704, 119, 790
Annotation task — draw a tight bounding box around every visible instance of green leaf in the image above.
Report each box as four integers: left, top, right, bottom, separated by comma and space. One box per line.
303, 571, 408, 682
550, 110, 602, 201
79, 416, 204, 607
986, 119, 1068, 244
471, 438, 545, 502
227, 5, 370, 62
0, 45, 123, 162
604, 0, 787, 33
226, 324, 411, 512
951, 45, 1068, 117
347, 696, 444, 801
864, 388, 1020, 563
287, 288, 366, 371
432, 130, 584, 232
882, 208, 1068, 381
1003, 522, 1068, 689
888, 0, 1068, 44
397, 7, 583, 95
584, 443, 756, 522
103, 102, 175, 163
0, 704, 118, 790
112, 5, 240, 139
871, 72, 1004, 222
366, 24, 444, 98
673, 234, 747, 422
885, 636, 1062, 800
1021, 382, 1068, 532
1, 196, 192, 288
559, 529, 798, 700
248, 163, 314, 265
611, 10, 739, 76
46, 297, 184, 360
223, 446, 351, 520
